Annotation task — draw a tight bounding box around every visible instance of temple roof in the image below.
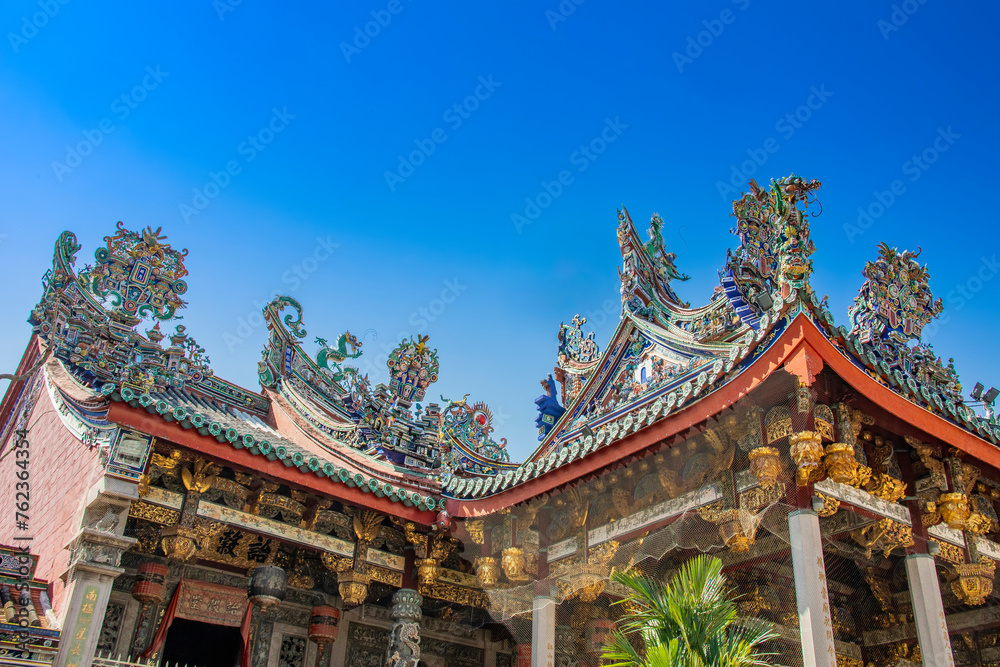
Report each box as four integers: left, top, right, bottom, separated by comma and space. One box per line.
443, 174, 999, 506
18, 221, 508, 512
11, 174, 1000, 516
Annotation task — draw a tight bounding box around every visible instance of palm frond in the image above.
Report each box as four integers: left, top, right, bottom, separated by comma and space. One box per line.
605, 554, 781, 667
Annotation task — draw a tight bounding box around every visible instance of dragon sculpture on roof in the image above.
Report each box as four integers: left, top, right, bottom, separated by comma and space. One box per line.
722, 174, 821, 329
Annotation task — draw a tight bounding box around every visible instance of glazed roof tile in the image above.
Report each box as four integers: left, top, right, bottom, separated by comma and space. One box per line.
114, 385, 444, 512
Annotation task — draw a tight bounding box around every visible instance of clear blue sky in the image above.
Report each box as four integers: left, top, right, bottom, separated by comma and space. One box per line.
2, 2, 998, 461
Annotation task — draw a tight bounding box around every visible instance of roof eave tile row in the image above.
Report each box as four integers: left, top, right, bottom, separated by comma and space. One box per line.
110, 385, 443, 513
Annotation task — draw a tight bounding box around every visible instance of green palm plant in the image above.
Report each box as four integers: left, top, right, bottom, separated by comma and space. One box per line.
602, 554, 781, 667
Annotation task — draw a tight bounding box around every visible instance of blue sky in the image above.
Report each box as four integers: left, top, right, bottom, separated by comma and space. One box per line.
2, 1, 998, 461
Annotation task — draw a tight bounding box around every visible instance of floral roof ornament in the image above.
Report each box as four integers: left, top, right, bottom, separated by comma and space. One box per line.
387, 335, 440, 403
83, 222, 190, 323
722, 175, 821, 329
558, 314, 600, 366
556, 314, 602, 406
27, 223, 213, 395
847, 243, 961, 404
438, 397, 510, 464
849, 243, 943, 346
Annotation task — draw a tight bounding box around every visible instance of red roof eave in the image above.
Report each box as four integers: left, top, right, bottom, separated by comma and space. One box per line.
795, 315, 1000, 469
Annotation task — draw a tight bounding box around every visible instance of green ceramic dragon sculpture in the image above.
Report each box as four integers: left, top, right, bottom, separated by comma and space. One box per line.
315, 332, 363, 383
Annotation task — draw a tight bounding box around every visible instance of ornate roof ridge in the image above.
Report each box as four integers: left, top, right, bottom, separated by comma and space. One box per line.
18, 186, 999, 510
25, 224, 514, 485
526, 177, 821, 463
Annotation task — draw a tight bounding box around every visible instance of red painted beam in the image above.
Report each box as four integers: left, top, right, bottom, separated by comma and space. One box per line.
108, 402, 435, 526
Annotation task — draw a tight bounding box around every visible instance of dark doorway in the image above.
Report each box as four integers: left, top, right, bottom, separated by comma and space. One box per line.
161, 618, 244, 667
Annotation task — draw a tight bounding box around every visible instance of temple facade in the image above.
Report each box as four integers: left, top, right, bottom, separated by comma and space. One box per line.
2, 175, 999, 667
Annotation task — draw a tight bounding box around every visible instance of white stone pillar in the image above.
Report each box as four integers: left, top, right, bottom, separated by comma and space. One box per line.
53, 478, 137, 667
531, 594, 555, 667
905, 554, 955, 666
789, 509, 836, 667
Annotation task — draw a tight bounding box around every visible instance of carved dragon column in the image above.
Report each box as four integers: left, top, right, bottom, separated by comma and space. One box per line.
384, 588, 422, 667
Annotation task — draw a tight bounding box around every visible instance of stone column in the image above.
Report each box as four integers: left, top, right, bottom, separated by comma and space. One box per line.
385, 589, 422, 667
52, 476, 137, 667
789, 509, 835, 667
530, 593, 555, 667
905, 554, 955, 666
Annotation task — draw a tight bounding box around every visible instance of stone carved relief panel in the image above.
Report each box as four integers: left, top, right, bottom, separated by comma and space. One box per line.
345, 621, 486, 667
279, 635, 307, 667
422, 637, 485, 667
345, 622, 390, 667
95, 601, 125, 654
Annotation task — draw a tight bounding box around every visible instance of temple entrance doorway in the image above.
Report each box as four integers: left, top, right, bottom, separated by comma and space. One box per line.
161, 618, 244, 667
